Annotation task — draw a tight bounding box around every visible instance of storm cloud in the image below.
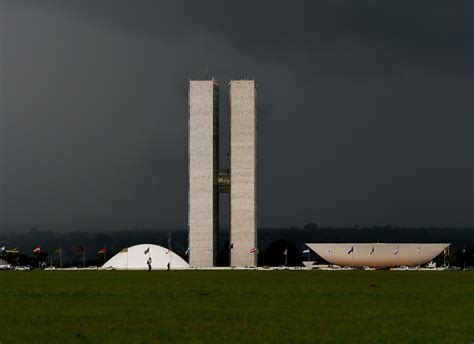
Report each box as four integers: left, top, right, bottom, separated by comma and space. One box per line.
0, 0, 472, 232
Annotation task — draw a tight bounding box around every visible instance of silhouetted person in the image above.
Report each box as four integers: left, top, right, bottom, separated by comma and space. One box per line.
167, 262, 170, 270
147, 257, 152, 271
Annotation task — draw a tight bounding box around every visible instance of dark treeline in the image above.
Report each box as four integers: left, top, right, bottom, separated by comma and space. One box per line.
1, 225, 473, 267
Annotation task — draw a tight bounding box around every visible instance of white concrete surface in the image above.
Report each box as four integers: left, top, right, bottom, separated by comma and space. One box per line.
102, 244, 189, 270
188, 80, 219, 267
307, 243, 449, 268
230, 80, 257, 267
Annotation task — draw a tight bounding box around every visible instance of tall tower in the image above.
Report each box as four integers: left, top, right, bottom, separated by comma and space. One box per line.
188, 79, 257, 268
229, 80, 257, 267
188, 80, 219, 267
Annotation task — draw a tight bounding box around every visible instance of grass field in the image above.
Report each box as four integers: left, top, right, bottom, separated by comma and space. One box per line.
0, 271, 473, 343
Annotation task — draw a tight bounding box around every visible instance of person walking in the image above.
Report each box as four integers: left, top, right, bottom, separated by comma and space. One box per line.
147, 257, 152, 271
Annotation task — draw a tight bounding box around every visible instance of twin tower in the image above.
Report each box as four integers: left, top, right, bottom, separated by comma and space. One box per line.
188, 79, 257, 267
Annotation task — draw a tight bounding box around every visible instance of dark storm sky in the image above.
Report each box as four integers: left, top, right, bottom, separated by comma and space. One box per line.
0, 0, 472, 232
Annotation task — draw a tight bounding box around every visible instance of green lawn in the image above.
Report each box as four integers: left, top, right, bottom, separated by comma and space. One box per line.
0, 271, 473, 343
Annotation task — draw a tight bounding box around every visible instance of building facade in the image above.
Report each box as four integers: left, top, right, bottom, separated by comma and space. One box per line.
188, 79, 257, 267
229, 80, 257, 267
188, 80, 219, 267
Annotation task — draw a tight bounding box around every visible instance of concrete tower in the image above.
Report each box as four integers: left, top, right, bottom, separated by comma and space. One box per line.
229, 80, 257, 267
188, 80, 219, 267
188, 79, 257, 268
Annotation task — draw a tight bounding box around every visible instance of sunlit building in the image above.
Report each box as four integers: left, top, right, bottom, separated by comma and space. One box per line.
306, 243, 449, 268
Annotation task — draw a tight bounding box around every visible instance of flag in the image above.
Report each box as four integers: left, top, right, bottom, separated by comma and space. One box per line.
121, 248, 128, 253
54, 248, 62, 254
33, 246, 41, 253
302, 249, 310, 254
283, 249, 288, 256
326, 248, 331, 254
370, 246, 375, 255
393, 246, 399, 255
184, 247, 190, 255
98, 247, 106, 254
249, 247, 257, 254
6, 248, 19, 254
347, 246, 354, 254
144, 247, 150, 255
443, 247, 449, 255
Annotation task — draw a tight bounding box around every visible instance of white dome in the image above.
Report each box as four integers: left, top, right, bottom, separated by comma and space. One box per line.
102, 244, 189, 270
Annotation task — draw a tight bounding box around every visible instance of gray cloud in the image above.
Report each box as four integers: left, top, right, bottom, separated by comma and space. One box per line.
54, 0, 473, 76
0, 0, 472, 232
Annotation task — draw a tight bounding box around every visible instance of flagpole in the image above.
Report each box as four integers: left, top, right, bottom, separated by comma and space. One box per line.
168, 232, 172, 269
83, 245, 86, 268
418, 247, 421, 268
60, 247, 63, 268
370, 246, 375, 269
285, 247, 288, 267
397, 246, 400, 267
463, 247, 466, 270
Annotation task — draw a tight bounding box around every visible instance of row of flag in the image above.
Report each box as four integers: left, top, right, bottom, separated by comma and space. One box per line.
0, 246, 19, 254
179, 246, 290, 255
0, 246, 108, 255
143, 247, 172, 255
2, 245, 285, 258
183, 247, 260, 255
184, 247, 289, 255
348, 245, 399, 255
342, 246, 401, 255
